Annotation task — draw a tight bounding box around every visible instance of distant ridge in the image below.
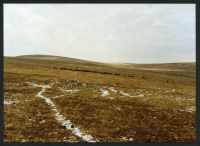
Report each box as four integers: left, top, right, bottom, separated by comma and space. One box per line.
17, 54, 84, 61
16, 54, 99, 63
15, 54, 195, 68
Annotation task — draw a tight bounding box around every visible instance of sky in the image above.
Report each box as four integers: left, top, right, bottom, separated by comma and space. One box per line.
4, 4, 195, 63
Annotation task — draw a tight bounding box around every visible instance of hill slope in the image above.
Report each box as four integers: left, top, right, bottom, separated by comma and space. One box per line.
17, 54, 92, 63
4, 55, 196, 142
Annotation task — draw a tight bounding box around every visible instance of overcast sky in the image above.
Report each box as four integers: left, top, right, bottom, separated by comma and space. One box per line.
4, 4, 195, 63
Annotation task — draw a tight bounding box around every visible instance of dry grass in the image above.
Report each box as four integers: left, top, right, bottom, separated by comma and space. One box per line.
4, 57, 196, 142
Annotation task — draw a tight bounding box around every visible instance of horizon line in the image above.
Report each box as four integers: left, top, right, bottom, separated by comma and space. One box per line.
4, 54, 196, 65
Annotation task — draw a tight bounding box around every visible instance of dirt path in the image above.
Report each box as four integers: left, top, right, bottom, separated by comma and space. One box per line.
26, 82, 98, 142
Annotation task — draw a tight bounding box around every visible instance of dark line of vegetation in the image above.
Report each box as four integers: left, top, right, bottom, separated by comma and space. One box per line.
51, 67, 135, 78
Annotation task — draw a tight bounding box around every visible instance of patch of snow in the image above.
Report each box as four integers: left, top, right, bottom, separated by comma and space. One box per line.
26, 82, 51, 89
53, 110, 97, 142
119, 91, 130, 96
53, 95, 65, 99
5, 83, 19, 85
128, 138, 133, 141
27, 82, 98, 142
184, 106, 196, 113
39, 120, 46, 124
62, 89, 80, 94
131, 94, 145, 97
4, 99, 20, 105
21, 139, 27, 142
137, 94, 145, 97
100, 89, 110, 97
122, 137, 127, 140
109, 87, 117, 93
121, 137, 134, 141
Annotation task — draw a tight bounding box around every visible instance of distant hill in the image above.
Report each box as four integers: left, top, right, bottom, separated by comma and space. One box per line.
17, 54, 89, 63
16, 54, 109, 66
14, 54, 195, 72
108, 62, 195, 72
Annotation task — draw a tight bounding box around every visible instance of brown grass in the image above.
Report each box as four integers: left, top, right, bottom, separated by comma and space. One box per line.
4, 57, 196, 142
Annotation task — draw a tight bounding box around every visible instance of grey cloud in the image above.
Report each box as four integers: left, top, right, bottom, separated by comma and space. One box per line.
4, 4, 195, 63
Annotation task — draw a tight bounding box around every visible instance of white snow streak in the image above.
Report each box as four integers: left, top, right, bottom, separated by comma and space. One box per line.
109, 87, 117, 93
26, 82, 98, 142
4, 98, 32, 105
131, 94, 145, 97
4, 99, 20, 105
119, 91, 130, 96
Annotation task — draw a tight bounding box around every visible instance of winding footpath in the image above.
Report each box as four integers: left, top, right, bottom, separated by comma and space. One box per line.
26, 82, 98, 142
